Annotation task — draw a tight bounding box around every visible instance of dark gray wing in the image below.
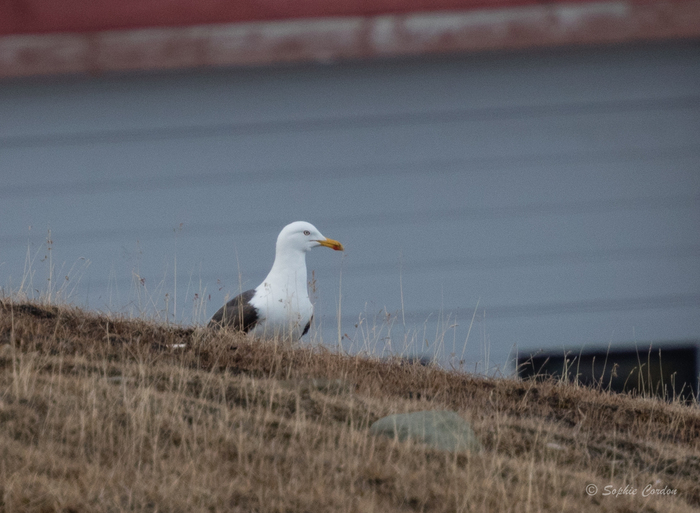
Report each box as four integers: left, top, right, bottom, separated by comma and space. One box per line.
208, 289, 259, 331
301, 314, 313, 337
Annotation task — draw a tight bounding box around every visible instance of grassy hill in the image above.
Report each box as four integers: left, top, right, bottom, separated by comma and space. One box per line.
1, 300, 699, 512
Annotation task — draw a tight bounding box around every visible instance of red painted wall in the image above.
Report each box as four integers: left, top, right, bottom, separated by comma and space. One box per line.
1, 0, 621, 36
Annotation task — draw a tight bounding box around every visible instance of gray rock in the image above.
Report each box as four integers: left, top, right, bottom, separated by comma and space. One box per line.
369, 410, 481, 453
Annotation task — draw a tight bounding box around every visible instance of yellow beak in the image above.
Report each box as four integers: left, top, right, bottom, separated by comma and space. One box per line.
316, 238, 344, 251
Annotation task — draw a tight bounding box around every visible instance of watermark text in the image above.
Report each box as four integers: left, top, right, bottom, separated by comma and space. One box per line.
585, 483, 678, 497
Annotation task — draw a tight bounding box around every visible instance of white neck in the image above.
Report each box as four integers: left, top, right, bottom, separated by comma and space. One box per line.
258, 245, 309, 300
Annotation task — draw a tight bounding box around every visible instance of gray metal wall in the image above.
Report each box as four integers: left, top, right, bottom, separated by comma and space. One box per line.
1, 43, 699, 373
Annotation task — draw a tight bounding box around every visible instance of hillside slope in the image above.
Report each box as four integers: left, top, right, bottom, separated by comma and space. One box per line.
1, 300, 699, 512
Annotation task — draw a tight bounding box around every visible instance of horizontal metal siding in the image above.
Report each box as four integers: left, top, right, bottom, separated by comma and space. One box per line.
1, 43, 699, 371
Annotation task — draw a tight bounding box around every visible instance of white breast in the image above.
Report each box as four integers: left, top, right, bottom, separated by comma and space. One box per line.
249, 279, 313, 339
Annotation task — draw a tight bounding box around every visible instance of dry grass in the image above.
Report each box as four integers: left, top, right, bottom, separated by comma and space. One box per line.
0, 300, 699, 512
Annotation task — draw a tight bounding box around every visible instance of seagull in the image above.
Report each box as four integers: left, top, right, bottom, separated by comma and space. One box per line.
208, 221, 344, 339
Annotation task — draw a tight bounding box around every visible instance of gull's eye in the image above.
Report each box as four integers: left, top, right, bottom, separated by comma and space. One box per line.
303, 230, 311, 236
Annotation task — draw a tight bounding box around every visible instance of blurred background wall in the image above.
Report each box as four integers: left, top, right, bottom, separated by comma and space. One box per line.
1, 0, 699, 374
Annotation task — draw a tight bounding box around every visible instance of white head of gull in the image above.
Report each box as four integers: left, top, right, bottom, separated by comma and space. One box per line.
208, 221, 344, 340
